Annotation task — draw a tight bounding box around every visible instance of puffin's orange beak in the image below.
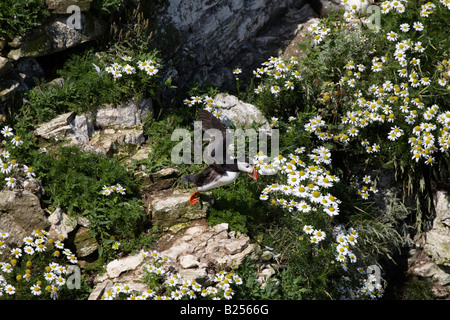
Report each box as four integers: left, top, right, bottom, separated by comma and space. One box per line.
248, 169, 258, 180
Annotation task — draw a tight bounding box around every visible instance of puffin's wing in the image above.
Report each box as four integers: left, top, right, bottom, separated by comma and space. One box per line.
191, 141, 216, 165
197, 109, 226, 136
197, 109, 231, 164
181, 165, 224, 187
210, 162, 226, 175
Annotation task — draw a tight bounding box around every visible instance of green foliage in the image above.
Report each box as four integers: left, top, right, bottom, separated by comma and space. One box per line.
260, 209, 344, 299
142, 112, 188, 173
140, 108, 211, 183
24, 49, 163, 124
208, 208, 249, 234
0, 231, 90, 300
3, 0, 449, 301
248, 0, 450, 235
25, 55, 119, 122
0, 0, 50, 40
232, 257, 280, 300
91, 0, 124, 16
27, 145, 146, 254
206, 171, 279, 235
34, 145, 138, 209
402, 278, 436, 300
117, 226, 161, 254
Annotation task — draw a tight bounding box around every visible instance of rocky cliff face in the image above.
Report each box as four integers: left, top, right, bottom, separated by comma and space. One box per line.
0, 0, 105, 111
0, 0, 322, 108
408, 191, 450, 298
2, 0, 449, 300
154, 0, 319, 88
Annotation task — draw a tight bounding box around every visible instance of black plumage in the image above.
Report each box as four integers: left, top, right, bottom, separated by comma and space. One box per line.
181, 109, 257, 205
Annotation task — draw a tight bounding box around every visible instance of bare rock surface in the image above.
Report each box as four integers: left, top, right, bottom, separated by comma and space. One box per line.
408, 191, 450, 298
33, 98, 153, 155
88, 221, 264, 299
0, 189, 50, 250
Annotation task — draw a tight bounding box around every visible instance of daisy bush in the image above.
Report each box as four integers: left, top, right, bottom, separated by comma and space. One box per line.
21, 49, 163, 123
301, 0, 450, 228
254, 148, 384, 299
213, 0, 450, 299
252, 0, 449, 169
88, 49, 164, 110
250, 0, 449, 219
0, 115, 35, 190
318, 0, 450, 168
183, 94, 225, 121
0, 230, 88, 300
250, 55, 307, 118
100, 54, 161, 82
178, 95, 386, 298
101, 250, 243, 300
102, 183, 126, 196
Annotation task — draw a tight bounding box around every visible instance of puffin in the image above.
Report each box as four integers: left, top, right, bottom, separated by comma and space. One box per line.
181, 109, 258, 205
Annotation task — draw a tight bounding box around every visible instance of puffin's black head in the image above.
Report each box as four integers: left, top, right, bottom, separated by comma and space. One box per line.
236, 158, 258, 180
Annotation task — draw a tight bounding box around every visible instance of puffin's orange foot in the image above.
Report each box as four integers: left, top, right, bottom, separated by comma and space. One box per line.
189, 191, 200, 205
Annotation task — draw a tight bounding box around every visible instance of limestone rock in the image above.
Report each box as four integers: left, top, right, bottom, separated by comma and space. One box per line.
162, 241, 195, 262
408, 191, 450, 297
224, 237, 250, 255
424, 230, 450, 267
33, 98, 152, 155
68, 114, 95, 144
22, 177, 45, 200
88, 126, 145, 155
95, 99, 153, 129
77, 216, 90, 228
47, 206, 77, 240
7, 31, 52, 60
281, 17, 321, 59
150, 192, 210, 230
424, 191, 450, 267
130, 145, 153, 162
258, 264, 277, 288
0, 57, 13, 77
90, 251, 147, 300
150, 168, 180, 182
0, 79, 21, 101
0, 189, 50, 249
73, 226, 98, 258
179, 254, 200, 269
160, 222, 258, 281
7, 15, 106, 61
46, 17, 104, 52
155, 0, 323, 89
432, 191, 450, 230
412, 261, 450, 287
89, 222, 263, 299
34, 111, 76, 140
88, 280, 111, 300
105, 253, 145, 279
213, 93, 271, 131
